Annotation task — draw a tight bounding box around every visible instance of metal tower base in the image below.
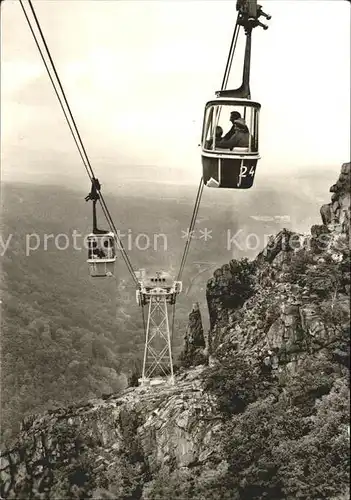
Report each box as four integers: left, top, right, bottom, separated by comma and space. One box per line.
137, 376, 175, 387
141, 295, 174, 385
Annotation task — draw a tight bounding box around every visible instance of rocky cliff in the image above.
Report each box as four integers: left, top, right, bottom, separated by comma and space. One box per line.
1, 163, 350, 500
207, 163, 350, 370
0, 367, 225, 499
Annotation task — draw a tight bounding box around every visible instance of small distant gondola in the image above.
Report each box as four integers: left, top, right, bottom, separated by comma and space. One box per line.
85, 178, 116, 277
87, 231, 116, 278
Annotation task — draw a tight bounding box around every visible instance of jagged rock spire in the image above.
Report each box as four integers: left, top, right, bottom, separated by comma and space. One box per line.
320, 162, 350, 234
180, 303, 207, 368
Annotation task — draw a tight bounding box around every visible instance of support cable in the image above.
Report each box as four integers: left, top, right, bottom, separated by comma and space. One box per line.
171, 9, 241, 349
171, 177, 204, 346
220, 20, 240, 91
20, 0, 139, 285
176, 178, 204, 282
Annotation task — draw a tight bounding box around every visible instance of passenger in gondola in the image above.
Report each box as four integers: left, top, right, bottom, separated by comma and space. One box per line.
216, 117, 250, 150
103, 239, 114, 259
205, 126, 223, 149
215, 125, 223, 141
93, 248, 106, 258
222, 111, 242, 141
88, 240, 96, 259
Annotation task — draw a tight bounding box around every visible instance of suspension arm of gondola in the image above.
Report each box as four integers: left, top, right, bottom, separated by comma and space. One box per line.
85, 178, 104, 234
218, 27, 253, 99
216, 0, 271, 99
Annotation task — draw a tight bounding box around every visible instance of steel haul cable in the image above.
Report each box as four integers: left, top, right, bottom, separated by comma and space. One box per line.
171, 11, 240, 346
19, 0, 138, 285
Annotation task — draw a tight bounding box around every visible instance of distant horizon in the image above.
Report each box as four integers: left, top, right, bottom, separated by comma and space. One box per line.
1, 146, 348, 187
1, 161, 342, 199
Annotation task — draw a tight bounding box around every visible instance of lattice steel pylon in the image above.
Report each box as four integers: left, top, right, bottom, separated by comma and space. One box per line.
136, 270, 182, 386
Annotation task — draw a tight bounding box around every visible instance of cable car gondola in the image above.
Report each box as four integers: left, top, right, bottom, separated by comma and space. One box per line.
201, 97, 260, 189
87, 231, 116, 278
201, 0, 270, 189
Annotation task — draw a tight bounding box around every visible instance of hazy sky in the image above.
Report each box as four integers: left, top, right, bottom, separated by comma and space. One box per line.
1, 0, 350, 185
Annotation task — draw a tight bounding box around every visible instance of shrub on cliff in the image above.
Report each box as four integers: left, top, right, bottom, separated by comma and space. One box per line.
287, 249, 314, 285
143, 465, 236, 500
304, 260, 344, 299
206, 353, 350, 500
275, 378, 350, 499
222, 258, 257, 310
219, 379, 349, 499
203, 352, 274, 415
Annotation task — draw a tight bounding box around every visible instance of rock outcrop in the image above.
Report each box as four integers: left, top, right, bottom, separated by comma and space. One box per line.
179, 303, 207, 368
206, 163, 350, 373
0, 368, 224, 499
320, 162, 350, 234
